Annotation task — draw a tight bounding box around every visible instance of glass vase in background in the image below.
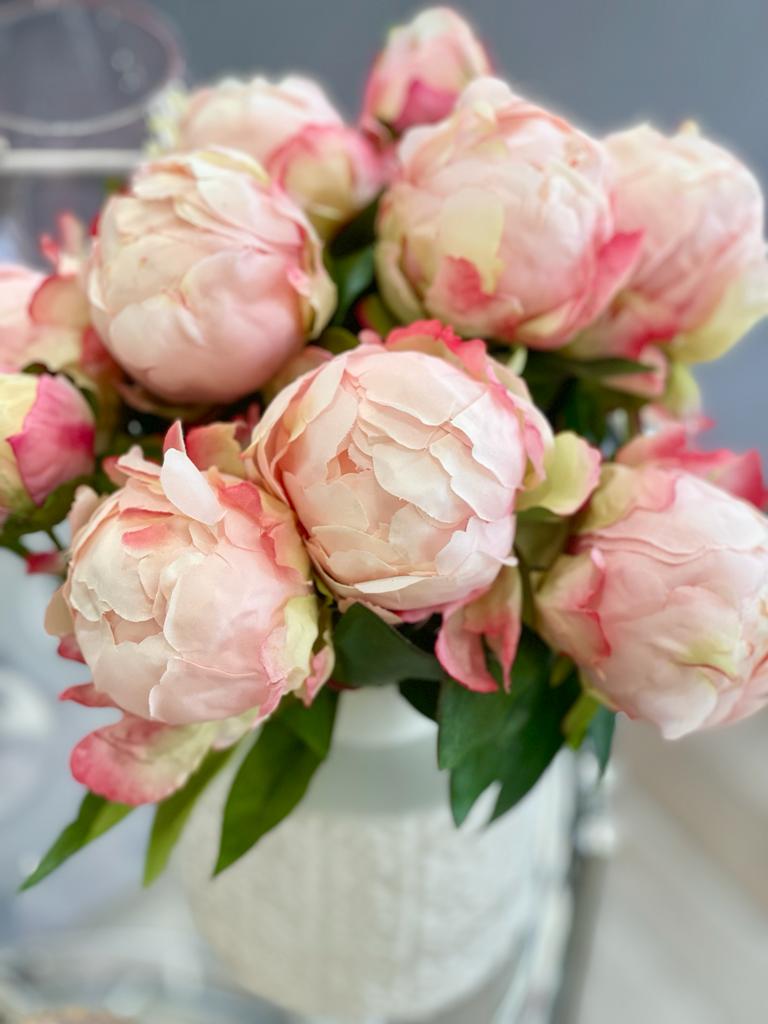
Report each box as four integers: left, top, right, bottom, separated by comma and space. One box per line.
0, 0, 184, 944
0, 0, 184, 265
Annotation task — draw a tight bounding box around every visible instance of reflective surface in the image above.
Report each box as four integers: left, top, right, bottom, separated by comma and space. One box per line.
0, 0, 182, 264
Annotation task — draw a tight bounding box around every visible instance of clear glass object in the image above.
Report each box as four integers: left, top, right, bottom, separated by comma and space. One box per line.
0, 0, 184, 264
0, 0, 184, 945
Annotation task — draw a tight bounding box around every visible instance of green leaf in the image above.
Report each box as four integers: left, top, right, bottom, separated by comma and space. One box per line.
564, 692, 600, 749
214, 717, 328, 876
490, 669, 579, 821
568, 357, 653, 379
319, 325, 360, 355
560, 380, 610, 444
0, 476, 90, 556
442, 630, 581, 827
449, 742, 501, 826
143, 747, 235, 887
278, 688, 338, 757
438, 678, 512, 771
329, 195, 380, 257
588, 705, 617, 776
399, 679, 440, 721
524, 351, 651, 382
20, 793, 134, 891
330, 247, 375, 324
356, 294, 399, 335
332, 603, 445, 687
213, 695, 338, 876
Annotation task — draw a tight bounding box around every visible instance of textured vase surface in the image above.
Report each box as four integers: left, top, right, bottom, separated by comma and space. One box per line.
180, 687, 573, 1023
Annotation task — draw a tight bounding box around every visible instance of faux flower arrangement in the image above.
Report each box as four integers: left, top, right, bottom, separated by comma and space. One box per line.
6, 6, 768, 890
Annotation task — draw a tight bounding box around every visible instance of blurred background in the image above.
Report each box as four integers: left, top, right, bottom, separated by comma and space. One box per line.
1, 2, 766, 1022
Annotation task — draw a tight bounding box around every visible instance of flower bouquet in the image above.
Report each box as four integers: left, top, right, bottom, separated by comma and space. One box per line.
5, 4, 768, 1019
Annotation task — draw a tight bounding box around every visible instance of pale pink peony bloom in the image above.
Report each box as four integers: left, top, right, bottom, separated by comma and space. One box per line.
376, 78, 642, 349
267, 123, 383, 238
32, 216, 122, 402
0, 218, 119, 398
168, 75, 382, 237
0, 265, 43, 371
250, 319, 600, 691
47, 424, 331, 804
572, 123, 768, 365
87, 148, 336, 404
362, 7, 492, 135
0, 373, 95, 523
536, 463, 768, 738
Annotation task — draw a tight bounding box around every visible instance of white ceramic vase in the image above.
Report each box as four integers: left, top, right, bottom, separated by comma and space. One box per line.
180, 687, 574, 1023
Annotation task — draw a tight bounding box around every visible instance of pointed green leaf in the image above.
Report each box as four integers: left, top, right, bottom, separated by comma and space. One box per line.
20, 793, 133, 891
143, 746, 235, 887
569, 357, 653, 379
214, 719, 325, 875
490, 667, 579, 820
564, 692, 601, 749
437, 678, 511, 771
332, 603, 445, 686
588, 705, 617, 776
330, 247, 375, 324
278, 688, 338, 758
443, 630, 581, 826
525, 351, 651, 382
213, 695, 338, 877
449, 742, 500, 826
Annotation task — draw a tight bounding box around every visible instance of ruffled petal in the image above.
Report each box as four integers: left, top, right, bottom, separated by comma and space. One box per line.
70, 714, 218, 805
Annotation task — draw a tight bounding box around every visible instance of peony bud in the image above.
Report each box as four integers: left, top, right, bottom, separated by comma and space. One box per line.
362, 7, 492, 135
250, 319, 599, 691
87, 148, 335, 404
47, 425, 332, 804
571, 123, 768, 365
0, 265, 44, 371
375, 78, 641, 349
0, 373, 95, 523
165, 75, 382, 238
536, 463, 768, 738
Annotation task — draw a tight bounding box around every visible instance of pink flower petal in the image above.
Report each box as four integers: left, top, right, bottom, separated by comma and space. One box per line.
9, 375, 94, 506
160, 448, 224, 524
70, 714, 216, 805
60, 682, 118, 708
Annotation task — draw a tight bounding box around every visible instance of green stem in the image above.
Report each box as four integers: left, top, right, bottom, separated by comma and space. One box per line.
46, 527, 64, 551
4, 537, 31, 560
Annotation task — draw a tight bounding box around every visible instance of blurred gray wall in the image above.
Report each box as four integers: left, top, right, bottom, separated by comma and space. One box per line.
154, 0, 767, 456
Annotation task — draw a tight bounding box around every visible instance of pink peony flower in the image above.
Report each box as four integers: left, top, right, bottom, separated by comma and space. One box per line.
0, 219, 119, 398
0, 265, 44, 371
536, 463, 768, 738
46, 424, 332, 804
33, 216, 122, 400
249, 320, 600, 691
376, 78, 642, 349
571, 123, 768, 365
0, 373, 95, 523
87, 148, 335, 404
361, 7, 492, 135
167, 75, 382, 237
267, 123, 383, 239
